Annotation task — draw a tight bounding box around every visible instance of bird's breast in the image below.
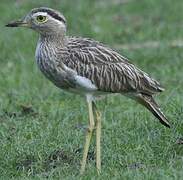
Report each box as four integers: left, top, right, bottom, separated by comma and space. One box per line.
35, 43, 71, 89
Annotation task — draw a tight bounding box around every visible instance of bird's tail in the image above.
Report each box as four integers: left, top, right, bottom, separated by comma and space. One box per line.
135, 94, 170, 128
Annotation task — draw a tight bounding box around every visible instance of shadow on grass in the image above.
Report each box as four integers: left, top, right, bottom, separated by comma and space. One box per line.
1, 104, 38, 119
14, 147, 95, 176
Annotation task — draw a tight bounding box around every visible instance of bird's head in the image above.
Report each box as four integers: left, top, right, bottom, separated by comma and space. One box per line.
6, 7, 67, 36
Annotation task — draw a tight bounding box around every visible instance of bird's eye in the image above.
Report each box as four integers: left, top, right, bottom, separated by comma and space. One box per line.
36, 15, 47, 23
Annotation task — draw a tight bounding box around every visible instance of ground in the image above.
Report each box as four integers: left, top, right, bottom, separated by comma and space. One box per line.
0, 0, 183, 179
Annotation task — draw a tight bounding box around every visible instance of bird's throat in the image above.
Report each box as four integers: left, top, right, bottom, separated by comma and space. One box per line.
39, 33, 68, 48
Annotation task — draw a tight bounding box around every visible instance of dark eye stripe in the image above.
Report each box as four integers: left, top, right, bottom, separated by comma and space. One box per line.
32, 8, 66, 24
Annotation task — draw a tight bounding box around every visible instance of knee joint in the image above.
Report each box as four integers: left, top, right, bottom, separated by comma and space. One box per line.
87, 124, 94, 132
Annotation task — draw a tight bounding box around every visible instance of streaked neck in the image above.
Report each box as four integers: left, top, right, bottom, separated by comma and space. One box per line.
39, 33, 68, 47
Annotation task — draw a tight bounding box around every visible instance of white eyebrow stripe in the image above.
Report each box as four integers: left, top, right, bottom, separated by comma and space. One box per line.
32, 12, 48, 17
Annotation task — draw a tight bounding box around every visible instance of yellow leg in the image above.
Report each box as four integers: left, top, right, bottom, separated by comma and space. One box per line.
93, 102, 101, 174
80, 99, 95, 175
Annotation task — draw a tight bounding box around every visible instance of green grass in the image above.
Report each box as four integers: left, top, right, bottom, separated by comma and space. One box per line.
0, 0, 183, 179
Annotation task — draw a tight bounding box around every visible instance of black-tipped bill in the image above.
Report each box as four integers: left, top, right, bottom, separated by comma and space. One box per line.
5, 20, 28, 27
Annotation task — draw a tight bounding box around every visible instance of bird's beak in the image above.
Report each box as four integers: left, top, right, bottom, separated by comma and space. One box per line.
5, 20, 29, 27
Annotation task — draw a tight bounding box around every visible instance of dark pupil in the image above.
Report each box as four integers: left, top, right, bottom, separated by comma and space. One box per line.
38, 16, 44, 21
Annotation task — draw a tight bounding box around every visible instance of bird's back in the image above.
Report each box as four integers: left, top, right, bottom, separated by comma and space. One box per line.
60, 37, 164, 96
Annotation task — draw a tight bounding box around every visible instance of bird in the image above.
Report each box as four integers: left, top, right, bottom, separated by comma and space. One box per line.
6, 7, 170, 174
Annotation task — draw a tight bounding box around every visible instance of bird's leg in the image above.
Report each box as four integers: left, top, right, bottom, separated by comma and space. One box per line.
93, 102, 101, 174
80, 99, 95, 175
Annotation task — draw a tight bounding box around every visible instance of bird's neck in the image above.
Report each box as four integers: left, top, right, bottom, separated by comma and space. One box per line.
39, 33, 68, 48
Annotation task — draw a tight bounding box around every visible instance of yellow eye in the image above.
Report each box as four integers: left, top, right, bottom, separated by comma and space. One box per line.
36, 15, 47, 23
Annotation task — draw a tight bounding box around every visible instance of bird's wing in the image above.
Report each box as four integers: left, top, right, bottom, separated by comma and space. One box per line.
61, 37, 164, 95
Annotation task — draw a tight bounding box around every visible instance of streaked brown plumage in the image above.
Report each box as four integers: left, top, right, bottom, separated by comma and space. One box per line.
64, 37, 163, 93
6, 7, 170, 174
